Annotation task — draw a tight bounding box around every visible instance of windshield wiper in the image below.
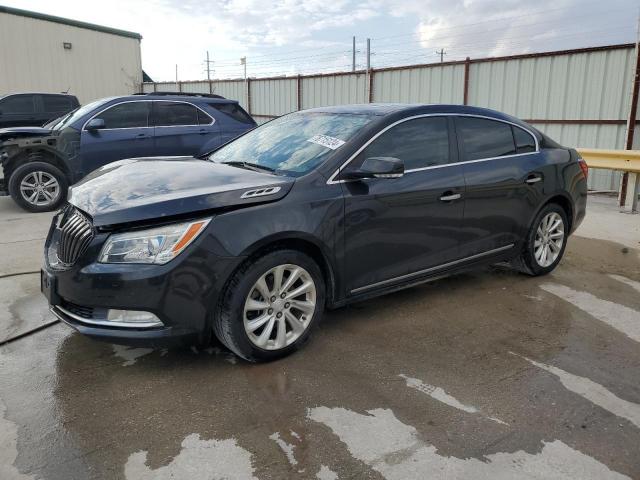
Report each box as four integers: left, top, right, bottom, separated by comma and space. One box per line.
222, 161, 277, 174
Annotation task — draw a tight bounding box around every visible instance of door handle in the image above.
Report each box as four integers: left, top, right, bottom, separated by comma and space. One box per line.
198, 129, 208, 135
135, 133, 149, 139
439, 192, 462, 202
526, 174, 542, 184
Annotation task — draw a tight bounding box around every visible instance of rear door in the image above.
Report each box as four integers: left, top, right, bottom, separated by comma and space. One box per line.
454, 115, 544, 258
79, 101, 154, 176
341, 115, 465, 294
0, 94, 38, 127
152, 101, 219, 156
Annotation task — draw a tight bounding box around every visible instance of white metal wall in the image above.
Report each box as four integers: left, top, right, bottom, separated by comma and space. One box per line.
144, 45, 638, 190
0, 11, 142, 103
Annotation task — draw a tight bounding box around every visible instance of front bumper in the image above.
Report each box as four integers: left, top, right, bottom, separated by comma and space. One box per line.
42, 218, 245, 347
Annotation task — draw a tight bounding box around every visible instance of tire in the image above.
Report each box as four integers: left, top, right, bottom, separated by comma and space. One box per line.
214, 249, 325, 362
512, 203, 569, 276
8, 161, 68, 212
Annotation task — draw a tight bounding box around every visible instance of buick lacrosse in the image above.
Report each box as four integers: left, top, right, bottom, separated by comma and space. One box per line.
42, 104, 587, 361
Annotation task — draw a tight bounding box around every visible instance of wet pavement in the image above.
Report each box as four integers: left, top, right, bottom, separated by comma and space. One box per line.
0, 195, 639, 479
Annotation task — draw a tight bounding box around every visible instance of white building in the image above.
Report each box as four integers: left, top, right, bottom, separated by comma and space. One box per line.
0, 5, 143, 103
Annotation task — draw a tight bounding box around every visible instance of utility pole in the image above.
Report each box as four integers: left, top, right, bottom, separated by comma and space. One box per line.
175, 64, 178, 82
366, 38, 371, 101
436, 49, 446, 63
352, 36, 356, 72
241, 56, 248, 108
204, 51, 215, 80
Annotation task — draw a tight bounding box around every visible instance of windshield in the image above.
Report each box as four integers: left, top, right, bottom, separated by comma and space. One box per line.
48, 98, 113, 131
208, 112, 374, 176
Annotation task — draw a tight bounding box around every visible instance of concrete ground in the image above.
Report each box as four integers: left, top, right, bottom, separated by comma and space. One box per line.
0, 194, 639, 480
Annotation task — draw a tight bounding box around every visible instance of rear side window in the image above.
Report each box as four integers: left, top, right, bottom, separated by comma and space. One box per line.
94, 102, 150, 129
0, 95, 36, 113
154, 101, 199, 126
43, 96, 73, 112
457, 117, 516, 160
210, 103, 255, 125
358, 117, 450, 171
513, 126, 536, 153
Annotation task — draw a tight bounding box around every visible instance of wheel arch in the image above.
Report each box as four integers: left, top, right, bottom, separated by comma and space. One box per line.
237, 232, 339, 308
530, 192, 575, 234
5, 147, 70, 183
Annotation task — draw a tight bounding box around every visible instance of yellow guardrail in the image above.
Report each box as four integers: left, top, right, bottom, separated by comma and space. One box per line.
576, 148, 640, 173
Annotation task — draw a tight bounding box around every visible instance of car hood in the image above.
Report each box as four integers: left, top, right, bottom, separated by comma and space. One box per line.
0, 126, 52, 141
68, 157, 294, 227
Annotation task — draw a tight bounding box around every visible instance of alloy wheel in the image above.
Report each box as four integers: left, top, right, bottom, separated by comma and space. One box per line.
534, 212, 564, 268
243, 264, 317, 350
19, 171, 60, 207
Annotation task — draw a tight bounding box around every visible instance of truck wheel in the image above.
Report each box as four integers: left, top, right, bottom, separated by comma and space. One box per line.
214, 249, 325, 362
8, 162, 68, 212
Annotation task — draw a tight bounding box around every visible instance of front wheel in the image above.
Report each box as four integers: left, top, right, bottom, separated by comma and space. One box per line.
8, 161, 68, 212
512, 203, 568, 276
214, 249, 325, 362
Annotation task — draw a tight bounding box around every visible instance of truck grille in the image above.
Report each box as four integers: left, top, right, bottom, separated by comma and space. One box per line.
56, 208, 94, 266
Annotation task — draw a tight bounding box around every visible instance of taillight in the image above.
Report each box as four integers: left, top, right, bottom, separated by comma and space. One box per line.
578, 158, 588, 180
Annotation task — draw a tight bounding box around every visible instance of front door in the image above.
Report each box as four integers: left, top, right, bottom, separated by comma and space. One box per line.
79, 101, 154, 178
340, 116, 465, 294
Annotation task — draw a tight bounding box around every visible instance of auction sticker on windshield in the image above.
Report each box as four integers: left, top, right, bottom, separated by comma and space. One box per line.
307, 134, 345, 150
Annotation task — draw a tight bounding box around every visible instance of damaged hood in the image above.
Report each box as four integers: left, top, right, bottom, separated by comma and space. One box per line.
68, 157, 294, 227
0, 127, 53, 142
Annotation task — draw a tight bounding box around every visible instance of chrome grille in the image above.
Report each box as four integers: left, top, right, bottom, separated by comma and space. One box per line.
56, 208, 94, 266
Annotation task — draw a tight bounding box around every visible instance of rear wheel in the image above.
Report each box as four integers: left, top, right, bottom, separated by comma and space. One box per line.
214, 249, 325, 362
512, 203, 568, 276
8, 161, 68, 212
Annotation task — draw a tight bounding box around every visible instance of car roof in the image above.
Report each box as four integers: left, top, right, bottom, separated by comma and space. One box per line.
0, 92, 77, 97
303, 103, 534, 130
121, 94, 237, 104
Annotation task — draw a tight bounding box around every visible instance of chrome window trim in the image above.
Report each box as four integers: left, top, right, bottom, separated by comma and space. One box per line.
350, 243, 514, 294
326, 113, 540, 185
82, 99, 215, 131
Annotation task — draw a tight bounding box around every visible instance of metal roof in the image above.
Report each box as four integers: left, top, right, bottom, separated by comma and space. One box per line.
0, 4, 142, 39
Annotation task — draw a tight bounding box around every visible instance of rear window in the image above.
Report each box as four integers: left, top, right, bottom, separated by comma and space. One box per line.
457, 117, 516, 160
43, 95, 73, 112
0, 95, 36, 113
209, 103, 255, 125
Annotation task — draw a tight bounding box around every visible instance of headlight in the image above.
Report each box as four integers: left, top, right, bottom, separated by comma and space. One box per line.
99, 218, 211, 264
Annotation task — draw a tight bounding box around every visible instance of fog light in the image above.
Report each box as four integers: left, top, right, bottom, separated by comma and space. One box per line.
107, 309, 163, 326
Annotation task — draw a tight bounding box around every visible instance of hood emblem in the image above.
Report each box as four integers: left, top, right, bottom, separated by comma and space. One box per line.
240, 186, 282, 199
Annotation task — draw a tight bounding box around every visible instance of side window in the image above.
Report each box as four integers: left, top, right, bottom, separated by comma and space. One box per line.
154, 101, 199, 126
197, 108, 213, 125
209, 103, 255, 125
0, 95, 36, 114
513, 126, 536, 153
94, 102, 150, 129
43, 96, 73, 112
357, 117, 450, 171
457, 117, 516, 160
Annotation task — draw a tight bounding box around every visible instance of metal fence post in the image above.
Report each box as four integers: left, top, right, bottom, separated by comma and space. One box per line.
463, 57, 471, 105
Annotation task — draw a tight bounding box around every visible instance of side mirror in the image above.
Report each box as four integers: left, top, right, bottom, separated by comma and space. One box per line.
86, 118, 105, 131
343, 157, 404, 180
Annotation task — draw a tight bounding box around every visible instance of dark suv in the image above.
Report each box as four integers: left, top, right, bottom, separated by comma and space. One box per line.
0, 93, 79, 128
0, 92, 255, 212
42, 104, 587, 362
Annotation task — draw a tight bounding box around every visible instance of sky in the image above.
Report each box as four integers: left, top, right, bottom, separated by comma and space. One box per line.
3, 0, 639, 81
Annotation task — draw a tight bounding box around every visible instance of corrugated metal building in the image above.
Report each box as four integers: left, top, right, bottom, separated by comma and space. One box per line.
144, 44, 639, 191
0, 5, 142, 103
